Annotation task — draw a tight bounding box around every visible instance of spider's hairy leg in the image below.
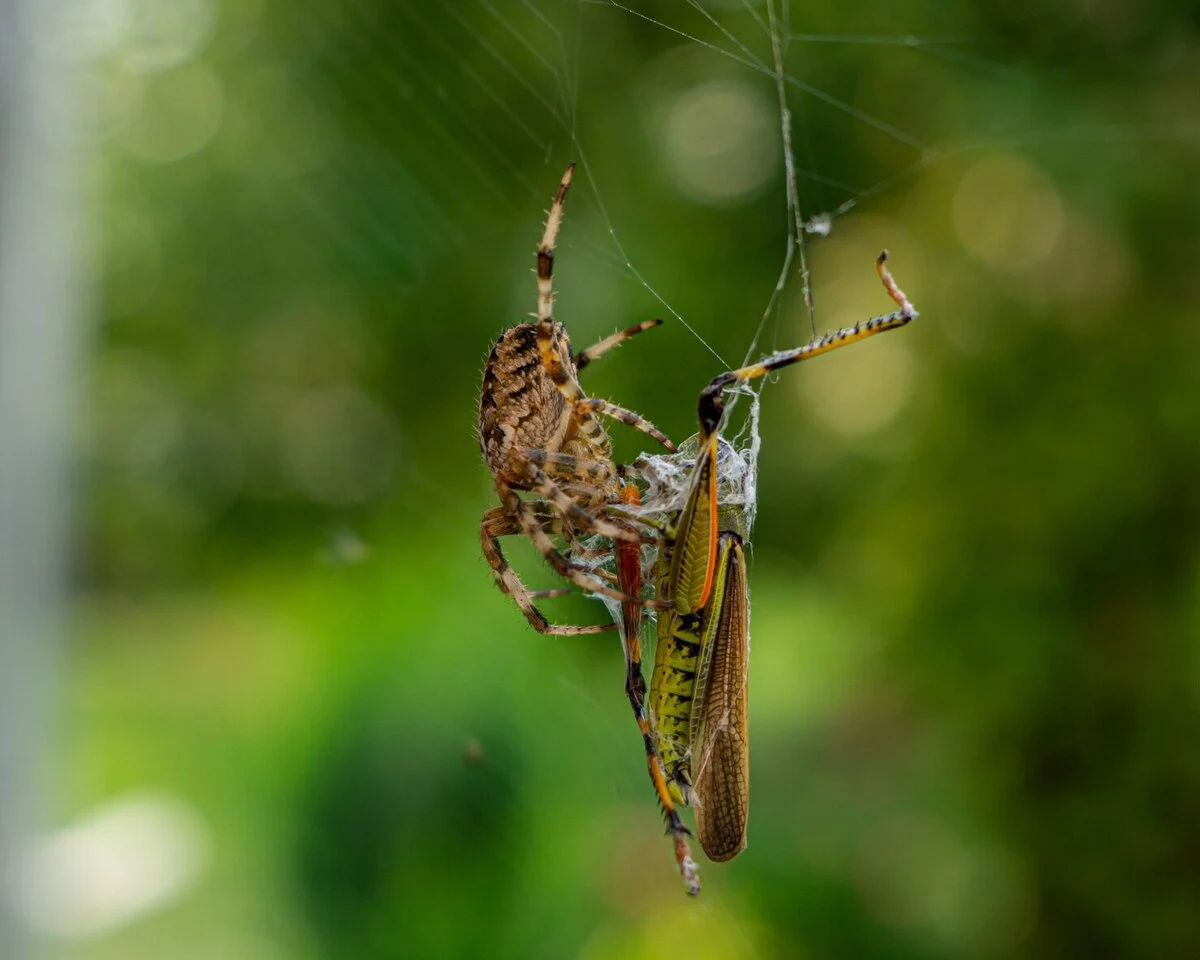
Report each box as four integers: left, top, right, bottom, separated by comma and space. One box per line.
575, 319, 663, 371
528, 587, 573, 599
520, 449, 613, 486
527, 165, 671, 463
698, 251, 919, 436
520, 450, 666, 540
536, 164, 581, 400
480, 507, 616, 636
518, 455, 655, 546
498, 480, 648, 606
561, 538, 611, 562
482, 502, 558, 535
537, 162, 573, 328
576, 397, 676, 453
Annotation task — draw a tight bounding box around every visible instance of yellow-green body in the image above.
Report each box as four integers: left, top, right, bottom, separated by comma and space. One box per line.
649, 431, 751, 862
640, 250, 917, 881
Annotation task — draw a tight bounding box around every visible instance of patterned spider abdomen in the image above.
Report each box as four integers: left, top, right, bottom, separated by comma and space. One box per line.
478, 320, 611, 489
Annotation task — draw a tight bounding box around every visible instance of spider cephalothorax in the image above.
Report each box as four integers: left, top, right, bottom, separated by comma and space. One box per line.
477, 163, 673, 634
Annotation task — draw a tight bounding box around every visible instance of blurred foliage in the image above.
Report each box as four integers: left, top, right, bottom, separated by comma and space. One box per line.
64, 0, 1200, 958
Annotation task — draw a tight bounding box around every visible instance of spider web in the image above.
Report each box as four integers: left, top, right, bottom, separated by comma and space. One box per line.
362, 0, 1198, 642
379, 0, 1196, 503
391, 2, 1186, 302
80, 0, 1198, 548
590, 382, 761, 635
74, 0, 1200, 944
384, 7, 1196, 884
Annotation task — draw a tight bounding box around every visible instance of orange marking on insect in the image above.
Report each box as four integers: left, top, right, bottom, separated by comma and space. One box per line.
695, 432, 720, 609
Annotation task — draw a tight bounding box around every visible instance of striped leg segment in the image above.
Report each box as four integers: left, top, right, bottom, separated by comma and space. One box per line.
576, 398, 676, 453
575, 319, 663, 371
699, 251, 918, 435
480, 506, 615, 636
497, 479, 648, 606
536, 164, 580, 399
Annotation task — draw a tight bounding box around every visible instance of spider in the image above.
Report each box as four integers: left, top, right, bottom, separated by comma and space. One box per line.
478, 163, 675, 636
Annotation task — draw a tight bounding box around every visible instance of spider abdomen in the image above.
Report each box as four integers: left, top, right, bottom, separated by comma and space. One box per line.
479, 320, 610, 486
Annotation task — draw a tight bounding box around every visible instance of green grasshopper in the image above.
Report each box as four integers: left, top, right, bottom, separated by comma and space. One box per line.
619, 252, 917, 895
650, 436, 752, 864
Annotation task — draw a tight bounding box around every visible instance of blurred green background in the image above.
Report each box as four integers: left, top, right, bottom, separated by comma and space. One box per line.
29, 0, 1200, 957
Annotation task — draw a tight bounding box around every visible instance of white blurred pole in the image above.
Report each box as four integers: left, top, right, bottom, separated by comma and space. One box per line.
0, 1, 81, 956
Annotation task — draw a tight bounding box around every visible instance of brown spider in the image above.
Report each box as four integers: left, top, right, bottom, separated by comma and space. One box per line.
478, 163, 675, 635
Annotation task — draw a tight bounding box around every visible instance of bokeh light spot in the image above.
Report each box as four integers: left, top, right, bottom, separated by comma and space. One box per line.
121, 0, 214, 74
16, 793, 210, 940
120, 62, 224, 164
953, 153, 1064, 272
799, 322, 917, 442
662, 79, 777, 206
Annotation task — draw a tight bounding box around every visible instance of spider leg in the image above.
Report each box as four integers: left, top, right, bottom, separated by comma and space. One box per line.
576, 398, 676, 452
698, 251, 919, 437
483, 502, 558, 535
575, 319, 662, 371
486, 499, 613, 562
536, 163, 573, 328
482, 497, 630, 571
532, 166, 609, 422
533, 165, 585, 407
521, 448, 612, 486
480, 507, 616, 635
497, 479, 648, 606
480, 504, 618, 596
563, 537, 618, 561
517, 456, 656, 546
529, 163, 673, 465
520, 450, 661, 540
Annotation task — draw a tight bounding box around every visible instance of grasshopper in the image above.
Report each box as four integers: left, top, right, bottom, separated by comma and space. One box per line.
619, 252, 917, 894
